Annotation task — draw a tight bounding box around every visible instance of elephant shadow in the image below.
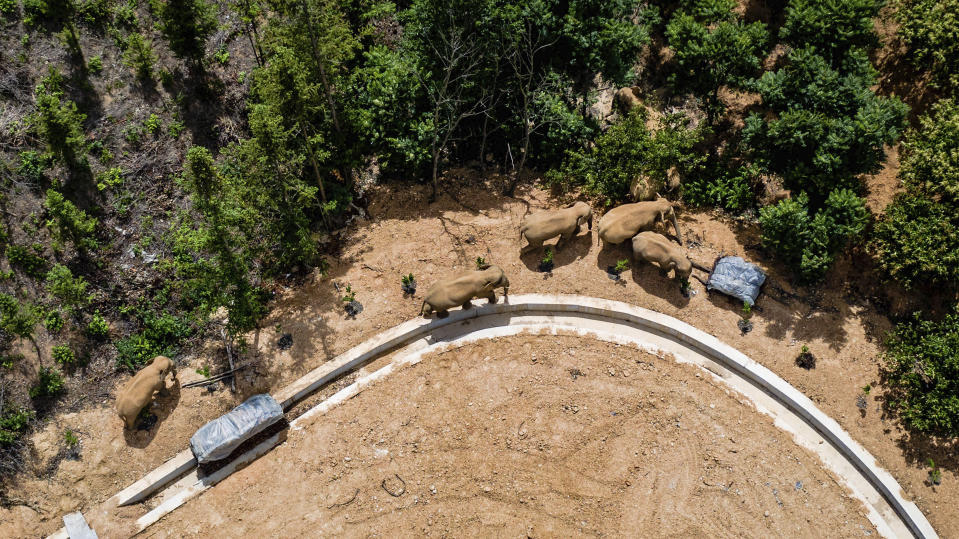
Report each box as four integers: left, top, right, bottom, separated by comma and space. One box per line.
123, 379, 182, 449
519, 230, 593, 273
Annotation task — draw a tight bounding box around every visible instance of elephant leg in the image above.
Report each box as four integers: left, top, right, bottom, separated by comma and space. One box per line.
437, 309, 449, 318
521, 239, 543, 255
556, 231, 574, 250
461, 300, 473, 309
486, 291, 497, 304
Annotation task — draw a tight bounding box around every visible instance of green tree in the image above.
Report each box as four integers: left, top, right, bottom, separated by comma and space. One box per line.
124, 33, 157, 80
779, 0, 882, 63
45, 264, 91, 310
897, 0, 959, 92
32, 70, 88, 170
666, 11, 769, 123
44, 189, 98, 253
882, 312, 959, 437
157, 0, 218, 61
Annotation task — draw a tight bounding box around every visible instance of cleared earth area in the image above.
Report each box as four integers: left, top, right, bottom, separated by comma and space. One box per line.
149, 336, 875, 537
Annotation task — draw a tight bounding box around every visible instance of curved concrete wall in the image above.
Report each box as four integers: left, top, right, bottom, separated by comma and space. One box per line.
53, 295, 936, 539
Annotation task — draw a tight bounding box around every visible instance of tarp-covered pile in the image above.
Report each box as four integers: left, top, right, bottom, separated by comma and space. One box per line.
190, 393, 284, 464
706, 256, 766, 306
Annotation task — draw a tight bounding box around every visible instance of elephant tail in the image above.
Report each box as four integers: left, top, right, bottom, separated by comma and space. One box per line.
420, 300, 429, 316
669, 209, 683, 246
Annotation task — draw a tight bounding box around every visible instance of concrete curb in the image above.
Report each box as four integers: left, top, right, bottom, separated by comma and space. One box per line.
49, 295, 936, 539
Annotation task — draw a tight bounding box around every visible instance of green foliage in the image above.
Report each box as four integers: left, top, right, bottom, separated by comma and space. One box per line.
0, 407, 33, 446
168, 120, 185, 138
779, 0, 882, 62
144, 113, 162, 135
0, 0, 18, 18
196, 364, 210, 377
87, 55, 103, 74
7, 244, 47, 278
63, 428, 79, 448
741, 301, 751, 318
682, 162, 756, 212
115, 311, 192, 371
30, 366, 65, 398
614, 258, 630, 273
32, 69, 88, 170
17, 150, 50, 184
882, 312, 959, 437
124, 33, 157, 79
666, 10, 769, 121
213, 45, 230, 65
86, 310, 109, 339
872, 193, 959, 290
744, 48, 907, 198
157, 0, 218, 60
45, 264, 91, 309
0, 293, 40, 339
44, 309, 65, 333
548, 111, 705, 204
340, 284, 355, 303
896, 0, 959, 92
51, 344, 75, 365
759, 190, 869, 282
23, 0, 74, 25
899, 99, 959, 202
542, 247, 554, 266
76, 0, 112, 27
475, 256, 487, 269
44, 189, 98, 252
95, 166, 124, 191
929, 459, 942, 484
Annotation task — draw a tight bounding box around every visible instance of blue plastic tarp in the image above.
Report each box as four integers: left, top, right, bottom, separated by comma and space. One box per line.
706, 256, 766, 306
190, 394, 284, 464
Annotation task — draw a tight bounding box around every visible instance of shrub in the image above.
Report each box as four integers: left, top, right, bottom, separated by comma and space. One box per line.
45, 264, 91, 309
882, 312, 959, 437
86, 310, 109, 339
666, 11, 769, 121
899, 99, 959, 202
76, 0, 111, 27
0, 407, 33, 446
32, 70, 88, 169
897, 0, 959, 92
123, 33, 157, 80
17, 150, 50, 184
44, 189, 98, 252
44, 309, 65, 333
157, 0, 218, 61
759, 190, 869, 282
872, 194, 959, 290
51, 344, 75, 365
7, 244, 47, 278
23, 0, 74, 25
144, 113, 162, 135
0, 293, 40, 339
87, 55, 103, 74
95, 166, 124, 191
682, 162, 756, 212
0, 0, 18, 18
213, 45, 230, 65
779, 0, 882, 62
115, 312, 192, 371
30, 366, 65, 398
548, 111, 705, 204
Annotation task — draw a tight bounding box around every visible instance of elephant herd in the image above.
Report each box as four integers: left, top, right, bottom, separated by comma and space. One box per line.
420, 197, 691, 318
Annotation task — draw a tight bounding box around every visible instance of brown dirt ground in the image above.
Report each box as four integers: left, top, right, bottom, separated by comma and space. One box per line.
150, 336, 877, 538
2, 179, 956, 537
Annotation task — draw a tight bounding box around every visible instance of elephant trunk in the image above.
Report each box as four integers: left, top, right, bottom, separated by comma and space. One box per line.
420, 300, 430, 317
669, 209, 683, 246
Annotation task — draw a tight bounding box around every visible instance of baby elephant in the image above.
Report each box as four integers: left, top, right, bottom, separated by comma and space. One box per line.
597, 198, 683, 246
421, 265, 510, 317
116, 355, 178, 429
519, 201, 593, 254
631, 231, 692, 282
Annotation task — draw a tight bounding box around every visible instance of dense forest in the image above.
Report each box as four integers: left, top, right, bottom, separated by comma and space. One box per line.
0, 0, 957, 481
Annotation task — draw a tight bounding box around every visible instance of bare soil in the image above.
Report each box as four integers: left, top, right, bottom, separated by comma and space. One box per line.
150, 336, 876, 538
2, 180, 956, 537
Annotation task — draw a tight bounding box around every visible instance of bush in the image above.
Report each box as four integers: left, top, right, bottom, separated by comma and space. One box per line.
682, 162, 756, 212
115, 312, 191, 371
87, 55, 103, 74
44, 189, 98, 252
0, 293, 40, 339
743, 48, 907, 198
86, 310, 110, 339
23, 0, 74, 25
95, 166, 124, 191
123, 33, 156, 80
872, 194, 959, 290
32, 69, 88, 170
0, 407, 33, 446
7, 244, 47, 278
51, 344, 75, 365
44, 309, 64, 333
45, 264, 91, 309
76, 0, 111, 27
144, 113, 162, 135
897, 0, 959, 92
882, 312, 959, 437
17, 150, 50, 184
666, 11, 769, 121
547, 111, 705, 204
30, 366, 65, 398
157, 0, 218, 61
759, 190, 869, 282
899, 99, 959, 202
0, 0, 18, 18
779, 0, 882, 62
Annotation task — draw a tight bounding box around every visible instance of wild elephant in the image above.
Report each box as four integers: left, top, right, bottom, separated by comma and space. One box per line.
597, 197, 683, 246
116, 355, 178, 429
519, 201, 593, 254
421, 265, 510, 317
631, 231, 692, 282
